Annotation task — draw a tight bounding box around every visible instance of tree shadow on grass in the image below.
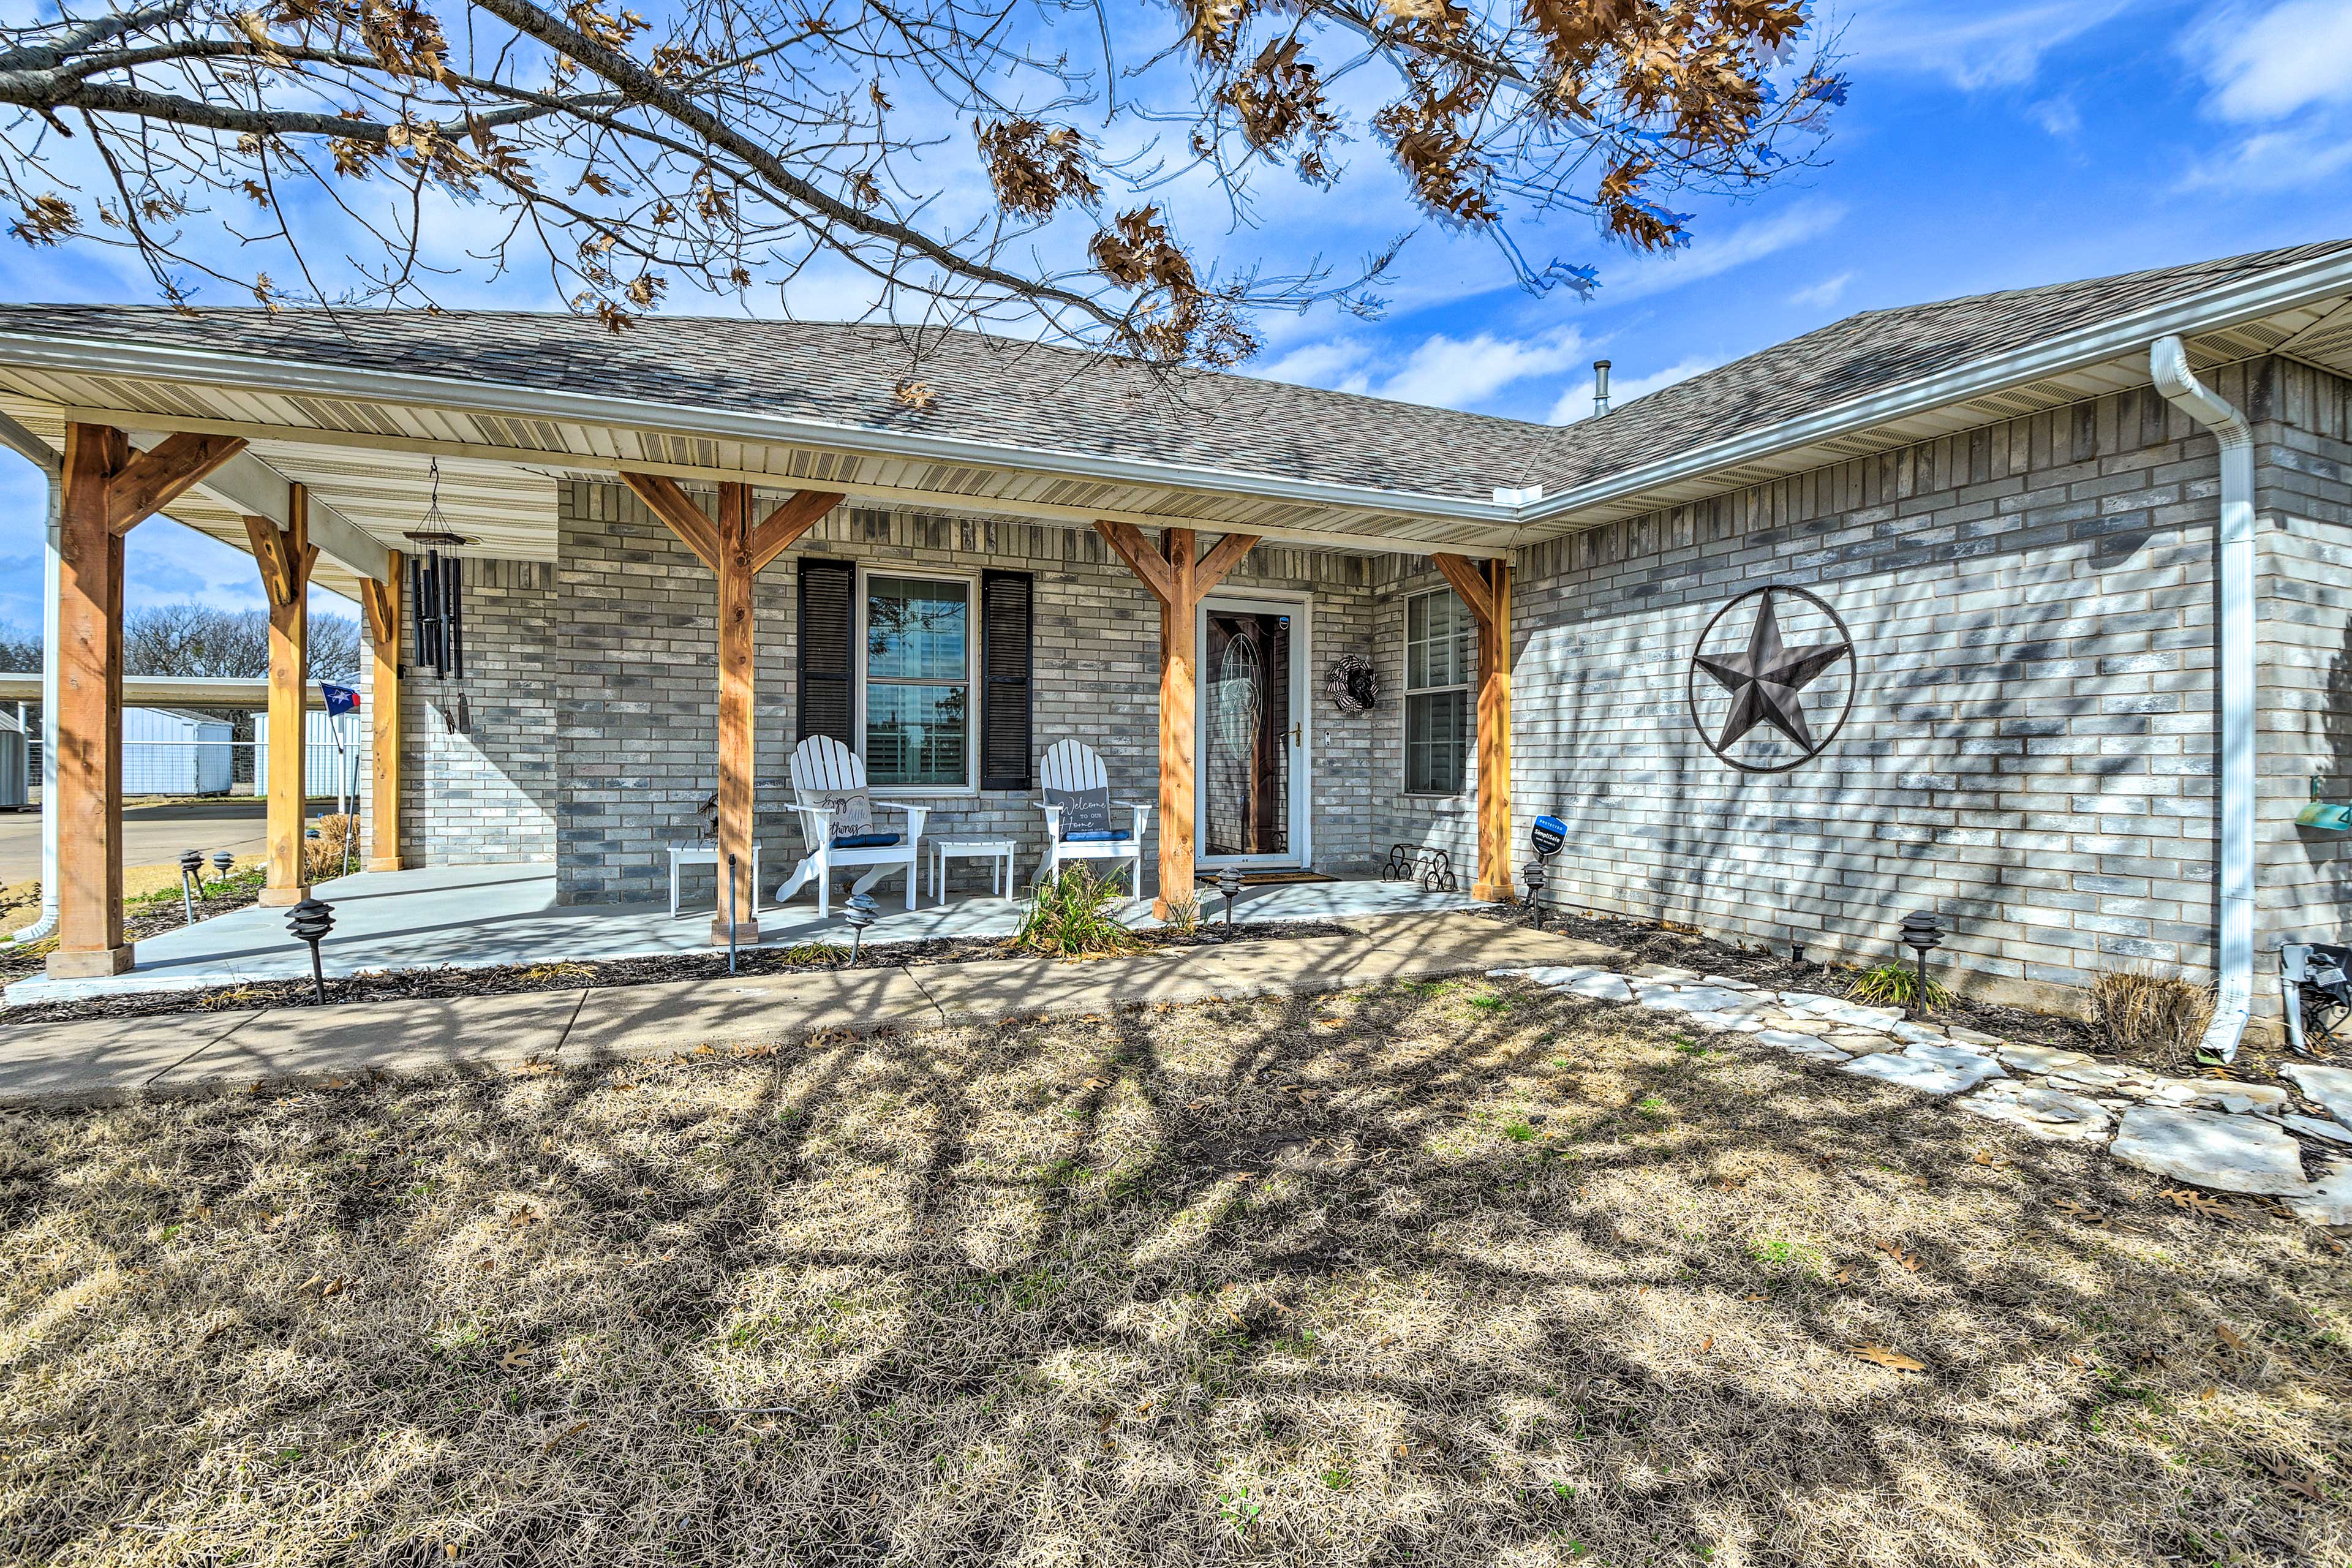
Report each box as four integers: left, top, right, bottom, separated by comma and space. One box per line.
1, 976, 2346, 1567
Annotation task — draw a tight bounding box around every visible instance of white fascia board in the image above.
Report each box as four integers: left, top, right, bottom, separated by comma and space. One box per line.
0, 331, 1517, 529
126, 431, 390, 584
1521, 247, 2352, 529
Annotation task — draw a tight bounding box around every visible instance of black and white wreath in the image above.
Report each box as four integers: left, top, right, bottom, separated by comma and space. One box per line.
1325, 655, 1381, 712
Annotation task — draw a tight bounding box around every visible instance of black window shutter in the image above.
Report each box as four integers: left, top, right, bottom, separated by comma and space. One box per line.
979, 569, 1034, 791
796, 557, 856, 747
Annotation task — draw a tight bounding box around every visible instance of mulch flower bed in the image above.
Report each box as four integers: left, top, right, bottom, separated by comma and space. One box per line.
0, 916, 1357, 1027
0, 876, 266, 992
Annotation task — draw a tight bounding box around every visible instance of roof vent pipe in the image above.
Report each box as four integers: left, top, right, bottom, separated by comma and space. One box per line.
1592, 360, 1612, 418
2149, 335, 2253, 1064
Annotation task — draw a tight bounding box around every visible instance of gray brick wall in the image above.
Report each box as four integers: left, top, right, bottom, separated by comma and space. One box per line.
2251, 356, 2352, 961
549, 481, 1400, 907
361, 556, 558, 865
1508, 371, 2246, 1011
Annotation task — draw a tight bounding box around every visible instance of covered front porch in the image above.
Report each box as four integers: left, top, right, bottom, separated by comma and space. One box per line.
0, 314, 1529, 990
3, 861, 1476, 1005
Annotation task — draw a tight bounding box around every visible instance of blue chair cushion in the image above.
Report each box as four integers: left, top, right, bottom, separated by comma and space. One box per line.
831, 832, 902, 849
1065, 829, 1132, 843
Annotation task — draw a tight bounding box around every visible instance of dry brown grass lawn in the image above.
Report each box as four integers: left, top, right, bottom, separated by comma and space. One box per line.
3, 976, 2348, 1567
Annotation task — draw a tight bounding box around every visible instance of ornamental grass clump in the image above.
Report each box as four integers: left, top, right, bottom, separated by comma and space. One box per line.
1013, 865, 1140, 958
2090, 966, 2215, 1066
1849, 961, 1953, 1014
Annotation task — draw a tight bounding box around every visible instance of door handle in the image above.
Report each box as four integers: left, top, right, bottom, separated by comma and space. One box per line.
1292, 722, 1302, 747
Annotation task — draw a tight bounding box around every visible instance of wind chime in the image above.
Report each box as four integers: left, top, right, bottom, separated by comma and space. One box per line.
404, 458, 472, 733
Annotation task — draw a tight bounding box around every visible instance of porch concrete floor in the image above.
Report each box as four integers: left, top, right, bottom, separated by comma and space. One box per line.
4, 860, 1474, 1005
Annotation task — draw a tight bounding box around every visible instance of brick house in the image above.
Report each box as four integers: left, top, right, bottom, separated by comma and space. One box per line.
4, 238, 2350, 1043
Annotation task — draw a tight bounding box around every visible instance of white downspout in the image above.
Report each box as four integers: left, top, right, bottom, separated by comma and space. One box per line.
2150, 336, 2255, 1063
0, 414, 61, 944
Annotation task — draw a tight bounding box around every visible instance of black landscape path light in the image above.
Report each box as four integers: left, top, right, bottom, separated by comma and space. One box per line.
843, 892, 878, 960
210, 850, 233, 894
726, 853, 740, 974
287, 897, 335, 1005
178, 850, 203, 925
1899, 910, 1945, 1017
1216, 866, 1242, 927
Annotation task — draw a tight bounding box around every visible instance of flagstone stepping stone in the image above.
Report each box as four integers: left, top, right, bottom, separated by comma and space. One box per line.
1947, 1025, 2005, 1047
2173, 1079, 2288, 1114
1827, 1031, 1902, 1055
1632, 965, 1706, 985
1890, 1020, 1950, 1046
1755, 1013, 1831, 1035
2283, 1063, 2352, 1129
1842, 1042, 2006, 1096
2269, 1112, 2352, 1147
1754, 1028, 1853, 1060
2285, 1158, 2352, 1226
1686, 1012, 1766, 1035
1997, 1043, 2097, 1076
1698, 974, 1765, 992
2110, 1107, 2310, 1196
1959, 1084, 2113, 1142
2048, 1062, 2165, 1096
1634, 985, 1770, 1019
1779, 993, 1907, 1031
1491, 966, 1637, 1003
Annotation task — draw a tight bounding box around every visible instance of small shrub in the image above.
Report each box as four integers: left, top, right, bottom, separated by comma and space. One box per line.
2090, 967, 2215, 1065
1013, 865, 1140, 958
1159, 893, 1200, 933
1850, 961, 1953, 1014
303, 814, 361, 881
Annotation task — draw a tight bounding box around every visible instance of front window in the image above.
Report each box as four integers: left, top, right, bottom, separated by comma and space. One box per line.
864, 573, 971, 788
1404, 587, 1473, 795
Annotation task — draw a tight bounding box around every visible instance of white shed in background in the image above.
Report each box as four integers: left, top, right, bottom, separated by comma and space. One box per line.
122, 707, 235, 795
254, 709, 363, 807
0, 707, 24, 809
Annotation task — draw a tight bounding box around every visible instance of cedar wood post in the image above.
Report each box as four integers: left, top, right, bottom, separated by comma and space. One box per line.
1432, 552, 1513, 902
246, 488, 318, 907
620, 473, 841, 944
1092, 522, 1259, 918
358, 551, 405, 872
47, 423, 246, 978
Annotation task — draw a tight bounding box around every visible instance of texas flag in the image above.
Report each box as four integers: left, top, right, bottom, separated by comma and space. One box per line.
320, 682, 361, 717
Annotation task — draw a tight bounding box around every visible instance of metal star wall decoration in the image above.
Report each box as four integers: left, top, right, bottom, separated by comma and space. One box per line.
1687, 586, 1855, 771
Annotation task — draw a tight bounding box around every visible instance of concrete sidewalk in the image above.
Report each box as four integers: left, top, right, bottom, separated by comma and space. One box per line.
0, 913, 1615, 1107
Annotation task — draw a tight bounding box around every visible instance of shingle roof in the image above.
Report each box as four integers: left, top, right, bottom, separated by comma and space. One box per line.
0, 238, 2344, 508
0, 303, 1556, 502
1530, 238, 2352, 496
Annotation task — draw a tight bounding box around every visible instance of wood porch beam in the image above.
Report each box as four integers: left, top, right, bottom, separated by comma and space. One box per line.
1091, 522, 1262, 918
1433, 552, 1513, 903
621, 475, 834, 940
747, 488, 843, 573
619, 470, 720, 571
47, 423, 134, 978
712, 481, 759, 942
359, 549, 404, 872
247, 488, 317, 908
105, 431, 247, 535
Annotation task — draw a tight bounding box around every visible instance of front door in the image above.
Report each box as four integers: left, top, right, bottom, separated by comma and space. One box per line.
1196, 598, 1307, 868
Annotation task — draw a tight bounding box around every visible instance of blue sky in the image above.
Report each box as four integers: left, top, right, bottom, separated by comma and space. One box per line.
1, 0, 2348, 636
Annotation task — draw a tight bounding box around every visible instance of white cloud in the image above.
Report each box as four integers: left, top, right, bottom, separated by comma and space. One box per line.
1838, 0, 2134, 89
1587, 200, 1848, 307
1373, 327, 1589, 410
1789, 271, 1855, 310
2030, 96, 2083, 137
1549, 356, 1723, 426
2177, 123, 2352, 191
2185, 0, 2352, 120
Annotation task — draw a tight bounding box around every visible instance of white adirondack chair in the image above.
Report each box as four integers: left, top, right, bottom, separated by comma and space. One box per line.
772, 736, 928, 917
1035, 739, 1151, 895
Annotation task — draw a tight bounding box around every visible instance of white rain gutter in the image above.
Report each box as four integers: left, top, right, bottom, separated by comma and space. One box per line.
0, 408, 60, 943
2150, 336, 2255, 1064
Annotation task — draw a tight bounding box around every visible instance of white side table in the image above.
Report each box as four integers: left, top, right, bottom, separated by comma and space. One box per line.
669, 842, 761, 918
930, 839, 1016, 904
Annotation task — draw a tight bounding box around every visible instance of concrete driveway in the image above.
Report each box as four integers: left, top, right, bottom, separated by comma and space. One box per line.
0, 797, 273, 882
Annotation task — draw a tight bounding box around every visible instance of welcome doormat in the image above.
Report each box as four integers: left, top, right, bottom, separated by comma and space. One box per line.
1196, 870, 1340, 887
